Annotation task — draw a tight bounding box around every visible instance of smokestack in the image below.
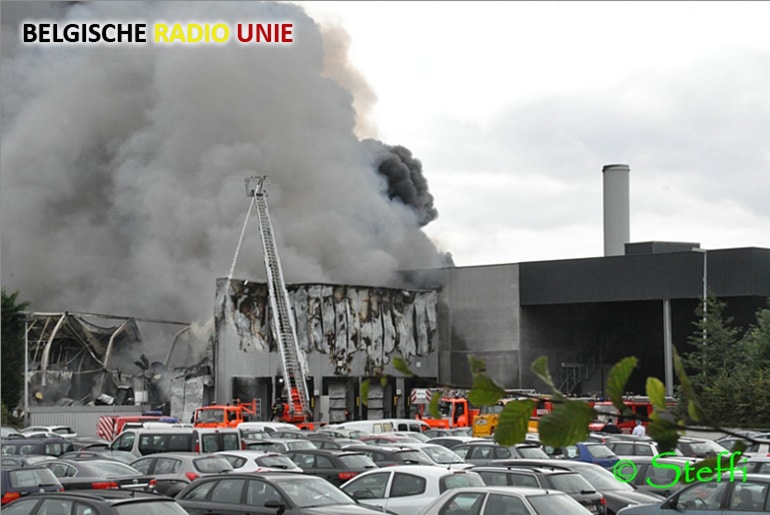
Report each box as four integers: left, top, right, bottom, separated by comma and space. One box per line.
602, 164, 630, 257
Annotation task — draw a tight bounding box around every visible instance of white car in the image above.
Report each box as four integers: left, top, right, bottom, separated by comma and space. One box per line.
215, 450, 303, 473
341, 465, 484, 515
419, 485, 593, 515
21, 425, 77, 438
386, 442, 472, 469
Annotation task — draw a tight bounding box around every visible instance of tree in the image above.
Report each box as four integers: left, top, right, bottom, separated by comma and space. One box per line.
1, 289, 29, 418
680, 293, 741, 395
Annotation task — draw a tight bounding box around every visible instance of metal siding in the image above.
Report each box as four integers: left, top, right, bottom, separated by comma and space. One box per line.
29, 405, 148, 438
520, 248, 770, 305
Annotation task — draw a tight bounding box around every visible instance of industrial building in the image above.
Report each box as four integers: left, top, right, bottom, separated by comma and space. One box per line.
24, 165, 770, 429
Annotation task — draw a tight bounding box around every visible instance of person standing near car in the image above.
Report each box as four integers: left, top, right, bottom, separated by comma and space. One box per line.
632, 419, 646, 436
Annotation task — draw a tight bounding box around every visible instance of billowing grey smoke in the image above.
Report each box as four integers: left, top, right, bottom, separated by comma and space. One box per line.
0, 1, 448, 324
364, 140, 438, 227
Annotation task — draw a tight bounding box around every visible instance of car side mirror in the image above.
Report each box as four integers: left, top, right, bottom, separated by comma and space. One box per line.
264, 499, 286, 515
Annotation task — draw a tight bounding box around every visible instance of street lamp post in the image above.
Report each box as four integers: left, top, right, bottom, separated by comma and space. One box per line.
692, 248, 708, 375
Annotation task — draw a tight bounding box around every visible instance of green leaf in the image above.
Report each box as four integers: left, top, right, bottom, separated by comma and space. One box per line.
392, 356, 414, 377
537, 398, 594, 447
380, 376, 388, 387
428, 390, 442, 419
531, 356, 557, 392
645, 377, 667, 411
468, 355, 487, 374
647, 413, 680, 453
467, 373, 506, 406
494, 399, 536, 446
607, 357, 638, 413
360, 379, 369, 406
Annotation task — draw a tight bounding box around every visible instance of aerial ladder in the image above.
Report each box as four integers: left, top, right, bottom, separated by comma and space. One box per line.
243, 176, 312, 426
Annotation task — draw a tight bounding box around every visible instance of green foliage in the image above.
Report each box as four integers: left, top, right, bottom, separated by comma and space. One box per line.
1, 290, 29, 412
607, 357, 638, 414
428, 390, 442, 419
360, 379, 369, 406
538, 398, 594, 447
392, 356, 414, 377
495, 400, 536, 446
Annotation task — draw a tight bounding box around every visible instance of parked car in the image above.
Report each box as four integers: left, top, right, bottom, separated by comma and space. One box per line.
427, 436, 487, 449
451, 442, 549, 465
0, 437, 74, 457
58, 449, 137, 464
243, 438, 317, 453
743, 456, 770, 474
313, 438, 363, 450
286, 448, 378, 486
130, 452, 234, 497
340, 464, 485, 515
21, 426, 78, 439
344, 444, 435, 467
716, 436, 770, 458
358, 434, 422, 445
1, 489, 189, 515
490, 459, 664, 515
617, 472, 770, 513
385, 442, 470, 469
472, 465, 606, 514
215, 450, 303, 473
419, 485, 594, 515
175, 471, 386, 515
1, 467, 63, 505
546, 442, 620, 468
612, 455, 697, 498
675, 436, 729, 458
1, 427, 25, 439
0, 455, 57, 468
42, 458, 156, 492
605, 439, 680, 458
108, 427, 241, 457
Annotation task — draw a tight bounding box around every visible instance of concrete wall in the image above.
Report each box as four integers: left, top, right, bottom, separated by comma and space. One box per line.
435, 264, 522, 389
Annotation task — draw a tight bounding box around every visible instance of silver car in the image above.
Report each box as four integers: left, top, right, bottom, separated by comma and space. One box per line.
130, 451, 233, 496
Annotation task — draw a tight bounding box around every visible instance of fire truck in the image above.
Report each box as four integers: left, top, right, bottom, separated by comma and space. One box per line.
192, 399, 258, 428
588, 395, 676, 434
411, 389, 478, 429
472, 393, 554, 437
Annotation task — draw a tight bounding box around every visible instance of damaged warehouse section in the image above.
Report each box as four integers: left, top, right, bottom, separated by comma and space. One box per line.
23, 312, 215, 423
214, 277, 440, 423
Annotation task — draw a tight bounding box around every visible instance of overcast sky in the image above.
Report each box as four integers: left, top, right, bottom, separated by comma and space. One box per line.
2, 1, 769, 320
300, 1, 770, 266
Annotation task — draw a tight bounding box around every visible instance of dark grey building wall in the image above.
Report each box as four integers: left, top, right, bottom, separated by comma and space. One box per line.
435, 264, 522, 389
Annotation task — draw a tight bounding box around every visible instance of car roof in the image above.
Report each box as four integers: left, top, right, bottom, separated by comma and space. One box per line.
16, 490, 172, 503
472, 465, 576, 475
443, 485, 559, 496
352, 465, 474, 476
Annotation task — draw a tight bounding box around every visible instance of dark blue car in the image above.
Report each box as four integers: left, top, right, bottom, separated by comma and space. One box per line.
1, 467, 62, 505
547, 442, 620, 469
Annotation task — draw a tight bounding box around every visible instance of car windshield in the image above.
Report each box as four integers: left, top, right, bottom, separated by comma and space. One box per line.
196, 409, 225, 423
548, 473, 595, 494
257, 455, 296, 469
277, 476, 355, 507
9, 468, 60, 487
527, 493, 583, 513
518, 446, 549, 459
422, 445, 464, 464
438, 472, 485, 493
194, 456, 233, 473
115, 500, 190, 515
86, 461, 143, 476
587, 445, 616, 458
573, 464, 634, 492
339, 454, 376, 468
398, 450, 433, 464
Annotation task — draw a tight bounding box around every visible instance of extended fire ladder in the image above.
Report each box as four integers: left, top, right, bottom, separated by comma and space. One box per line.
245, 177, 311, 420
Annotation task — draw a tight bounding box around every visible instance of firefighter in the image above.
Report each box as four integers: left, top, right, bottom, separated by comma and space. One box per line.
271, 397, 284, 421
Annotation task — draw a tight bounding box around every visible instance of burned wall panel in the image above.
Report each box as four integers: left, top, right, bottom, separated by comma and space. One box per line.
214, 278, 440, 405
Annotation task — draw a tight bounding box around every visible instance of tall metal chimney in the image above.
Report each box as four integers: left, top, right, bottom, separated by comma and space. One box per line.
602, 164, 630, 256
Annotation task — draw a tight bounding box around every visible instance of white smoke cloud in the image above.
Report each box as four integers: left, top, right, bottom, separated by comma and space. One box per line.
1, 1, 448, 323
